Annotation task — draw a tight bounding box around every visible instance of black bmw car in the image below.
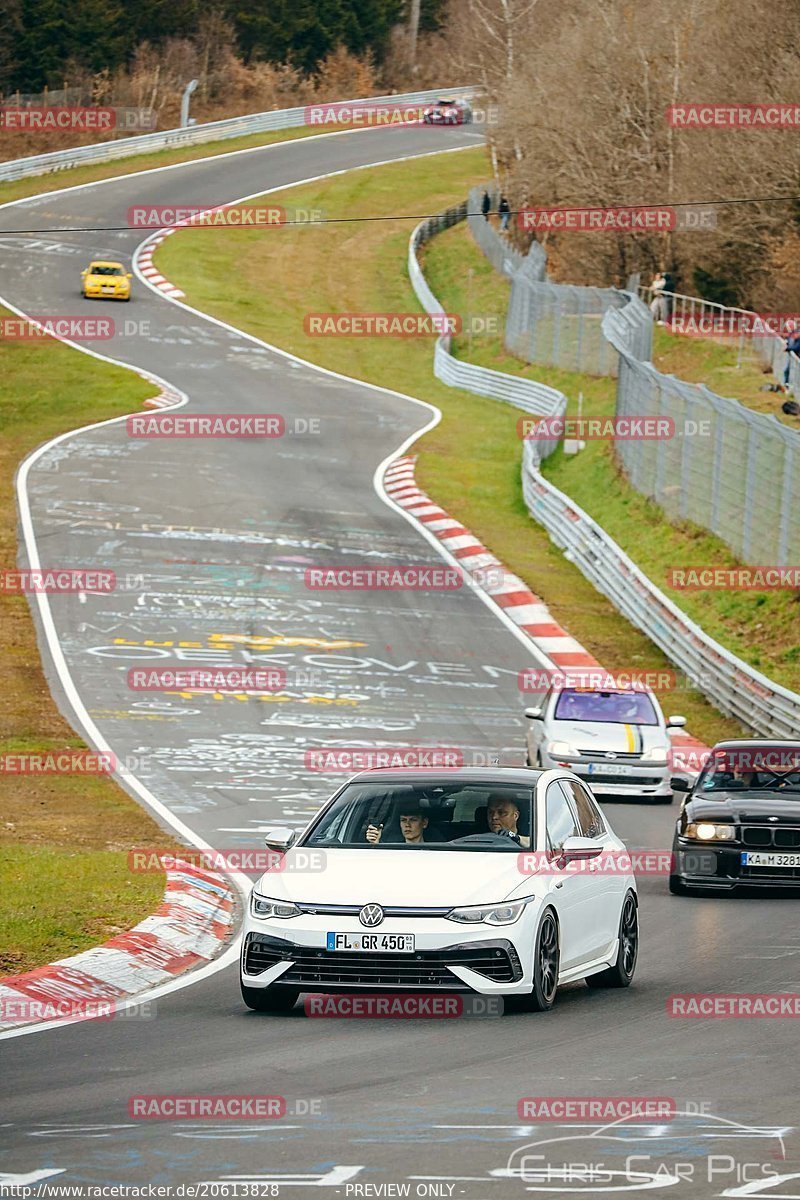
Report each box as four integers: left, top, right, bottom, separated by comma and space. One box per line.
670, 739, 800, 894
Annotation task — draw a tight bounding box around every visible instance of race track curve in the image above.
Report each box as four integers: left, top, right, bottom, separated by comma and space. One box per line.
1, 123, 798, 1199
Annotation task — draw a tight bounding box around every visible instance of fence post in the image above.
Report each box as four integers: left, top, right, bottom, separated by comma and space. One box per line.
777, 441, 794, 564
741, 421, 760, 561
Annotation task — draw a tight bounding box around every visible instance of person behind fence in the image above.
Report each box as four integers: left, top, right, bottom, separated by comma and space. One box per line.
499, 195, 511, 230
661, 269, 675, 321
649, 271, 667, 324
783, 319, 800, 391
481, 189, 491, 221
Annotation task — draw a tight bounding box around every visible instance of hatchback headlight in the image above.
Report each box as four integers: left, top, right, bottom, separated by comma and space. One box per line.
250, 892, 300, 918
447, 901, 528, 925
546, 740, 575, 757
642, 745, 669, 763
684, 822, 735, 842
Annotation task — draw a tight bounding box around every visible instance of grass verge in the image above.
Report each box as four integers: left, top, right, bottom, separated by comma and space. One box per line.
0, 317, 172, 975
155, 149, 744, 745
651, 325, 796, 427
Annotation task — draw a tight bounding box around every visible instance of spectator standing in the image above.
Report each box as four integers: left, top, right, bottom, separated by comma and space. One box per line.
784, 319, 800, 392
499, 195, 511, 231
649, 271, 667, 324
481, 190, 491, 221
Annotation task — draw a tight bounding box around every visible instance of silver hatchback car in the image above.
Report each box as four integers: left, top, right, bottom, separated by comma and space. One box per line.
524, 686, 686, 803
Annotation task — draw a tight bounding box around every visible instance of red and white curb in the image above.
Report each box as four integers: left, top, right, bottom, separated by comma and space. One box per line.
144, 383, 184, 410
136, 229, 184, 299
0, 858, 235, 1030
383, 455, 709, 774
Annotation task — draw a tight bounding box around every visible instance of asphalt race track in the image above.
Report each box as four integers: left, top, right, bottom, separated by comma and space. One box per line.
1, 124, 799, 1198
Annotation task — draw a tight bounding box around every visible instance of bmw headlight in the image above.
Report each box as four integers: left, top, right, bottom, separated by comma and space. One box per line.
546, 740, 575, 757
447, 901, 528, 926
250, 892, 300, 918
684, 822, 735, 842
642, 745, 669, 763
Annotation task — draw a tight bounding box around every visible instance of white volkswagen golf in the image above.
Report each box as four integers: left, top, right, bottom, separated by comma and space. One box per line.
240, 767, 638, 1014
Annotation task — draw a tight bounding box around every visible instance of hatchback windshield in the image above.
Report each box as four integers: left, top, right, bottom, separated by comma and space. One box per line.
303, 781, 535, 850
553, 688, 658, 725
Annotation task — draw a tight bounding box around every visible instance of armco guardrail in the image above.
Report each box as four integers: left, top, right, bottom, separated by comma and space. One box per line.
408, 204, 566, 463
416, 197, 800, 736
0, 87, 475, 182
521, 445, 800, 738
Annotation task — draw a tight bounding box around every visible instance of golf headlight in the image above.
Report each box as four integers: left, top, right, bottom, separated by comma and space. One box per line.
547, 740, 574, 757
642, 745, 669, 763
250, 892, 300, 918
684, 822, 735, 842
447, 901, 527, 925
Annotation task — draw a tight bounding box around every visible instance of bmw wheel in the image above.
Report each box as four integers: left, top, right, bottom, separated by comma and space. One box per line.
586, 891, 638, 988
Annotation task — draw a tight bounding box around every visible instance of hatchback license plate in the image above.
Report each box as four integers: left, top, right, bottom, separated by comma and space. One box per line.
327, 933, 414, 952
586, 762, 631, 776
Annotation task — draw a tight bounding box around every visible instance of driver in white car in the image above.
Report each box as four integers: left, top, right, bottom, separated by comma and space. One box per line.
487, 794, 531, 848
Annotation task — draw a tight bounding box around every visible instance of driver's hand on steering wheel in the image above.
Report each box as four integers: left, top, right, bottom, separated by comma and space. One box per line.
365, 824, 383, 844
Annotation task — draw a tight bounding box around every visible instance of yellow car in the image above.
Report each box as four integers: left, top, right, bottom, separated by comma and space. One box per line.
81, 260, 132, 301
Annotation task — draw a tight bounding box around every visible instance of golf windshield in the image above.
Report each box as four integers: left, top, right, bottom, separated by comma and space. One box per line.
303, 781, 535, 850
553, 688, 658, 725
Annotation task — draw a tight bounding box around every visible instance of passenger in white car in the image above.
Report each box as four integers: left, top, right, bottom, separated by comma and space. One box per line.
366, 804, 430, 844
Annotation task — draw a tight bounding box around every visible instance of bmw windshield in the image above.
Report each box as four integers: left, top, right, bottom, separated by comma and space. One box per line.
302, 781, 535, 850
697, 747, 800, 793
